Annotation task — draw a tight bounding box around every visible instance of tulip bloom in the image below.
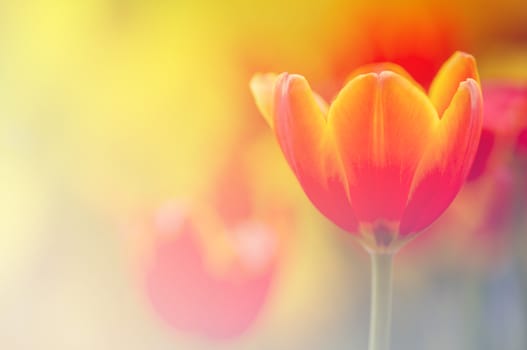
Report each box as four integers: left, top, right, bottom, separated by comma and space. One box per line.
250, 51, 483, 252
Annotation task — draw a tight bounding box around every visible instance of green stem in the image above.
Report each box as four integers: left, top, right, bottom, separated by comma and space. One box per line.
368, 252, 394, 350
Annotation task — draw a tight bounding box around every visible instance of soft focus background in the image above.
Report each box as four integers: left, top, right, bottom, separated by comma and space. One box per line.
2, 0, 527, 349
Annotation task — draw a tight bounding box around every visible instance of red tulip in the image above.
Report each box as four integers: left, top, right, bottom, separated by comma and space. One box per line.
250, 51, 483, 252
327, 6, 463, 91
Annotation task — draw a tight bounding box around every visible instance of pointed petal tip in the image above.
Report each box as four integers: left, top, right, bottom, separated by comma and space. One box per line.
275, 73, 310, 94
249, 72, 280, 88
347, 63, 424, 91
377, 69, 405, 82
453, 50, 475, 59
451, 51, 479, 77
249, 73, 281, 128
429, 51, 481, 116
448, 51, 477, 68
275, 73, 329, 115
343, 69, 424, 97
458, 52, 479, 81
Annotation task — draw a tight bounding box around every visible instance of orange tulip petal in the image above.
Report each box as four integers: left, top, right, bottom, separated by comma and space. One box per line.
250, 73, 329, 129
273, 73, 358, 232
429, 51, 479, 115
400, 78, 483, 235
329, 72, 437, 224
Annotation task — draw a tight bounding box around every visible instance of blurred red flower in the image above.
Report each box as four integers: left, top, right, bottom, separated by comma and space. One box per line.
145, 202, 278, 340
125, 151, 292, 341
326, 6, 464, 91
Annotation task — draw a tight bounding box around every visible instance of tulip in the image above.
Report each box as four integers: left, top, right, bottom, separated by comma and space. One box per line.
250, 51, 483, 252
250, 51, 483, 350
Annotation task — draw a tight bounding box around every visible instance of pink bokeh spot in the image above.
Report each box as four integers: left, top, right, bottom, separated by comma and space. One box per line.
145, 213, 276, 340
467, 82, 527, 181
467, 129, 496, 181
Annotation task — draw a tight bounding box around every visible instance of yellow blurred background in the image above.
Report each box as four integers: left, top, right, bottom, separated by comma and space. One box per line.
1, 0, 527, 349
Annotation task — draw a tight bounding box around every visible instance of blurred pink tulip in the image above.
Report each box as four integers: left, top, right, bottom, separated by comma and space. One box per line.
125, 149, 293, 341
145, 203, 277, 340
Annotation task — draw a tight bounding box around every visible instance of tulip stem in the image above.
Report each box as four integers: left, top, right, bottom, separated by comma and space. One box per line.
368, 252, 394, 350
